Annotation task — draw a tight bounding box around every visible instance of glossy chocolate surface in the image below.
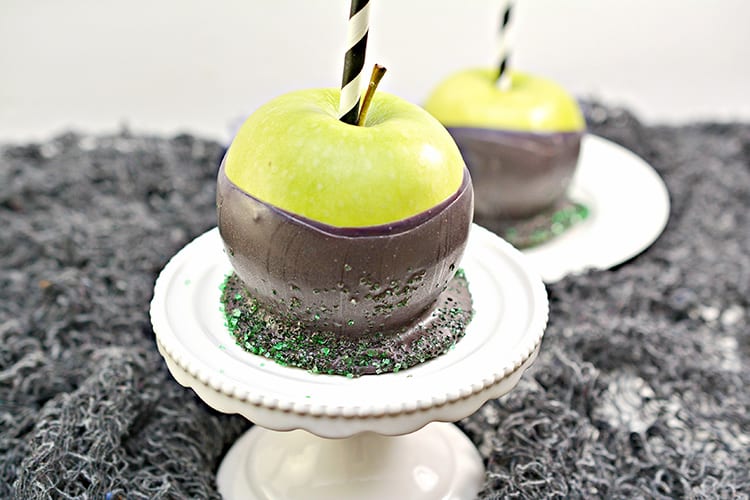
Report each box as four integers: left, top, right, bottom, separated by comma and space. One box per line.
447, 127, 582, 219
216, 160, 473, 338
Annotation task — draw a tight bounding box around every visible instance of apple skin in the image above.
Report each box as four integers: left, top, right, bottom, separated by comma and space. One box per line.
424, 69, 585, 219
217, 160, 473, 337
224, 88, 466, 228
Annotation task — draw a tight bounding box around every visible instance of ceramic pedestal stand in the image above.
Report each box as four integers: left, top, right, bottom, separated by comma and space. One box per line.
151, 225, 548, 499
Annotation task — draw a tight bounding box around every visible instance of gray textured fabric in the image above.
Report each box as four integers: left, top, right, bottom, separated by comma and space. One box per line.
1, 106, 748, 499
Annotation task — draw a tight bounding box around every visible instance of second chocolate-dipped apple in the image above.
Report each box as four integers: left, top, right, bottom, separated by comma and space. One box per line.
217, 88, 473, 338
424, 68, 585, 221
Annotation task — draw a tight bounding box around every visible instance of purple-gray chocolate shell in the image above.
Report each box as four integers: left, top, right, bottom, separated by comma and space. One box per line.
446, 127, 582, 219
216, 160, 473, 338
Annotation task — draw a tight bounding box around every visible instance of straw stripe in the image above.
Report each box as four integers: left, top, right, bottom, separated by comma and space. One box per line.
339, 0, 370, 124
346, 3, 370, 50
496, 0, 514, 90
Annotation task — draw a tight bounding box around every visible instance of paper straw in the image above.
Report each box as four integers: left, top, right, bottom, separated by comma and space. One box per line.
496, 0, 514, 90
339, 0, 371, 124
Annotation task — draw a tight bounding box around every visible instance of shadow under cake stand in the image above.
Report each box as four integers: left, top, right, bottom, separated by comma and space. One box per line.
150, 224, 548, 499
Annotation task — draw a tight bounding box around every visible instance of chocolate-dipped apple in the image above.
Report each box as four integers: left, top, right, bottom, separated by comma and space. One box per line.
216, 81, 474, 375
424, 68, 587, 247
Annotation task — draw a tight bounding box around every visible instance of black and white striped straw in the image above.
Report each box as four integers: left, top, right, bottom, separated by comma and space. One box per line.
496, 0, 514, 90
339, 0, 371, 124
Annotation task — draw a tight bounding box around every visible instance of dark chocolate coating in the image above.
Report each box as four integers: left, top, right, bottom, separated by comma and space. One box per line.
221, 270, 473, 377
447, 127, 582, 218
216, 160, 473, 338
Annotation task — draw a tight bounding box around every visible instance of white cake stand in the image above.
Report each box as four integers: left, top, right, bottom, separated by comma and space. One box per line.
523, 135, 670, 283
150, 224, 548, 499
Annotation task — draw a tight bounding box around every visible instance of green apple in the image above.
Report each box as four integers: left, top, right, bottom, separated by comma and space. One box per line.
423, 68, 585, 224
225, 88, 466, 227
424, 68, 584, 132
217, 85, 474, 340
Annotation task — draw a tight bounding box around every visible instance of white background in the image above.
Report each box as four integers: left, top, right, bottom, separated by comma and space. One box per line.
1, 0, 749, 142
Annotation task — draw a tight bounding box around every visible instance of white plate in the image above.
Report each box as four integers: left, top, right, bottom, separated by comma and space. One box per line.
150, 224, 548, 438
522, 134, 670, 283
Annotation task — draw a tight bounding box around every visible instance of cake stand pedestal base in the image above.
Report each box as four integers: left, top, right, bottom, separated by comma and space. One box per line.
217, 422, 484, 500
151, 225, 549, 499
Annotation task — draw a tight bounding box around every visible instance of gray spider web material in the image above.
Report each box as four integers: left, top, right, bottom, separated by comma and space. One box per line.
1, 105, 748, 498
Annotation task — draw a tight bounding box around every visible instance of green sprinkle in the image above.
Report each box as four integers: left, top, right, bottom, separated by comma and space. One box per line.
218, 271, 473, 378
502, 201, 590, 248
